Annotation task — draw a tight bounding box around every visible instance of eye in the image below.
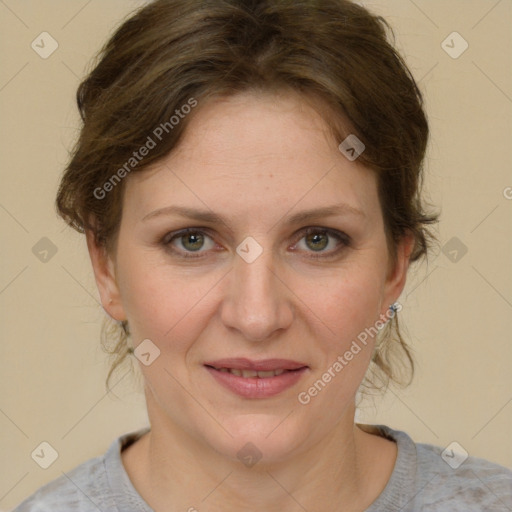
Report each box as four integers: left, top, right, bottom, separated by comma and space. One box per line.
162, 226, 350, 260
163, 229, 216, 258
292, 227, 350, 259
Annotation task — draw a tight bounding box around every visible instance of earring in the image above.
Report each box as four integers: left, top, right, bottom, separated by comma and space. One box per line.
388, 302, 401, 317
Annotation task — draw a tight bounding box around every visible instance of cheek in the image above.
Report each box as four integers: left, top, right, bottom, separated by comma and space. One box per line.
299, 263, 384, 352
294, 270, 383, 414
330, 277, 382, 341
115, 251, 218, 351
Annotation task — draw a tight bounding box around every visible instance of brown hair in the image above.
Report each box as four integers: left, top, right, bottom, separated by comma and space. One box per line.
56, 0, 439, 393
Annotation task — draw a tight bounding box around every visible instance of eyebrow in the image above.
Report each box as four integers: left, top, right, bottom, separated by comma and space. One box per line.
141, 204, 365, 225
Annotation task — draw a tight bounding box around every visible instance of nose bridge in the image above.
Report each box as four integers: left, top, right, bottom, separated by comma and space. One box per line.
221, 241, 291, 340
237, 248, 275, 301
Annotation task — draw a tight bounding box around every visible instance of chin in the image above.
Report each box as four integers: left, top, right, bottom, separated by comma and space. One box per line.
203, 412, 311, 467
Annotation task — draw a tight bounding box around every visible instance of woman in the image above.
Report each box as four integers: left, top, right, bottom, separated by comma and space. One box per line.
13, 0, 512, 511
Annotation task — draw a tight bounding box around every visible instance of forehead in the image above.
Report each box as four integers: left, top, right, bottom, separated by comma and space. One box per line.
168, 90, 348, 168
122, 91, 380, 227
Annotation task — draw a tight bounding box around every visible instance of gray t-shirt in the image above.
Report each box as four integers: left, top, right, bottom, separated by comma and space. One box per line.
12, 424, 512, 511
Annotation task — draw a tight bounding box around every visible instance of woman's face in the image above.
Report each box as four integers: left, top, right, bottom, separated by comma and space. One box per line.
91, 91, 412, 463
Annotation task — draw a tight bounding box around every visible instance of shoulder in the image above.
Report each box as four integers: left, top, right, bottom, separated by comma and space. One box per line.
413, 436, 512, 511
11, 453, 108, 512
363, 424, 512, 512
11, 429, 149, 512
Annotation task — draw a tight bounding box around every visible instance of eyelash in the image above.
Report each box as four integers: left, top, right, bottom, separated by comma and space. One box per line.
161, 227, 351, 261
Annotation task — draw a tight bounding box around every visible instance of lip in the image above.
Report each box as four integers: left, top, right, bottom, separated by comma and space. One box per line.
203, 358, 307, 371
204, 359, 309, 399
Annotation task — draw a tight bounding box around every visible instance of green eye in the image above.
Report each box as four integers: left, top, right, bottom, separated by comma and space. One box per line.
164, 229, 215, 258
304, 231, 329, 251
295, 227, 350, 258
180, 232, 206, 252
162, 227, 350, 260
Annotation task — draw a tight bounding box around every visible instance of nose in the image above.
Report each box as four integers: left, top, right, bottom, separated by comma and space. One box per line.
220, 246, 294, 342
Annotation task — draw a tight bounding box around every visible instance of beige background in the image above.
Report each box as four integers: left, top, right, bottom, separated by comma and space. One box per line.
1, 0, 511, 509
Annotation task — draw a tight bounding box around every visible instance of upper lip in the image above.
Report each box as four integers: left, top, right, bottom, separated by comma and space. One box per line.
204, 358, 308, 371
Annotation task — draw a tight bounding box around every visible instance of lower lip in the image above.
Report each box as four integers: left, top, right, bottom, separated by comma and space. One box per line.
205, 366, 308, 398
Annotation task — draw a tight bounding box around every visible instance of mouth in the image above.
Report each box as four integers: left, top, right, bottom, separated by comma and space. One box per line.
205, 366, 302, 378
203, 358, 309, 398
204, 358, 307, 372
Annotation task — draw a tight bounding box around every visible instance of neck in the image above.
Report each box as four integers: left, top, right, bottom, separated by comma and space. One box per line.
122, 393, 396, 512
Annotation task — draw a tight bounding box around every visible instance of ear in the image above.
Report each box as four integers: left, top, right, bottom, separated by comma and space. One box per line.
85, 229, 126, 322
380, 231, 415, 316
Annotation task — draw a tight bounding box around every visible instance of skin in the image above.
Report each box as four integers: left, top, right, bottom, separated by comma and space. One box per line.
87, 90, 414, 511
